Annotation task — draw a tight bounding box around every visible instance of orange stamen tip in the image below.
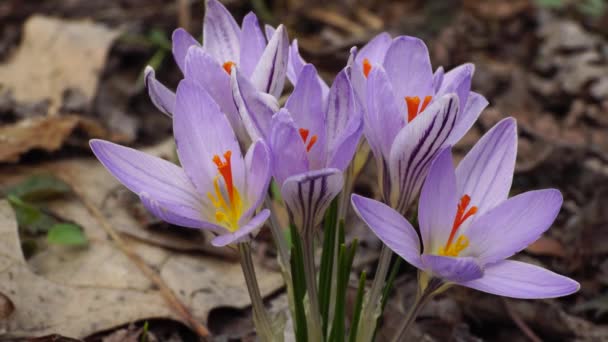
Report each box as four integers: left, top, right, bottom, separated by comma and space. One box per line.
306, 135, 318, 152
444, 194, 478, 251
299, 128, 310, 142
405, 96, 421, 122
223, 61, 236, 74
363, 58, 372, 78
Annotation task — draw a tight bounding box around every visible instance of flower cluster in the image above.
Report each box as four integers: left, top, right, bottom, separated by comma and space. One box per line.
90, 1, 579, 340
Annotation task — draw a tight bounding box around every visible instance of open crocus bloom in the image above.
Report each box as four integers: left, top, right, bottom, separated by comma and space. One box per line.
91, 79, 271, 247
351, 33, 489, 214
352, 118, 580, 298
144, 0, 288, 143
234, 63, 362, 232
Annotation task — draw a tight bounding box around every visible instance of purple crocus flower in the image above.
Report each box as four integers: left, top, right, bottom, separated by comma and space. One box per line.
352, 118, 580, 298
90, 79, 271, 247
350, 33, 489, 214
233, 63, 362, 232
144, 0, 289, 143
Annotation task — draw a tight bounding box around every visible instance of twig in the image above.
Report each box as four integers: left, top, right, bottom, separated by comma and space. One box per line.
502, 298, 542, 342
62, 173, 210, 339
177, 0, 191, 31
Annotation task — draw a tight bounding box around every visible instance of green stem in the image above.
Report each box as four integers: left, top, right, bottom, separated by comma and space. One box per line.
238, 242, 275, 342
355, 244, 393, 342
302, 232, 323, 341
264, 195, 290, 274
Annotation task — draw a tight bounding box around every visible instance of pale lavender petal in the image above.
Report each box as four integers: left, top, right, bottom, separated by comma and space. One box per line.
432, 66, 445, 94
388, 94, 459, 214
269, 109, 309, 185
250, 24, 289, 98
446, 92, 488, 145
365, 67, 403, 161
465, 189, 563, 265
89, 139, 211, 229
287, 40, 330, 100
455, 118, 516, 222
285, 64, 327, 169
351, 194, 422, 269
418, 148, 458, 254
185, 46, 247, 141
203, 0, 241, 63
281, 169, 343, 235
383, 36, 433, 101
239, 12, 266, 77
351, 32, 392, 100
421, 254, 483, 283
240, 140, 272, 225
172, 28, 200, 73
264, 24, 275, 41
141, 193, 224, 232
461, 260, 580, 299
173, 79, 245, 200
231, 69, 279, 141
436, 63, 474, 111
144, 66, 175, 117
212, 210, 270, 247
325, 67, 363, 170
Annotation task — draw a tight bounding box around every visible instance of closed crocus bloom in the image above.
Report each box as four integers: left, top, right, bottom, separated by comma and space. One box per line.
144, 0, 289, 143
91, 79, 272, 247
351, 33, 489, 214
234, 63, 362, 233
352, 118, 580, 299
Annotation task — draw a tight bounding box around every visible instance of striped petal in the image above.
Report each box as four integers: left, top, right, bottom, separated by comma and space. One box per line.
203, 0, 241, 63
144, 66, 175, 117
388, 94, 459, 214
446, 91, 488, 145
461, 260, 580, 299
281, 169, 343, 235
436, 63, 474, 112
250, 24, 289, 98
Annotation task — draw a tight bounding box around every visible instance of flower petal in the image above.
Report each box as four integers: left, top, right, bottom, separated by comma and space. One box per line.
184, 46, 247, 142
144, 66, 175, 117
421, 254, 483, 283
89, 139, 212, 229
281, 169, 343, 235
231, 68, 279, 141
240, 140, 272, 225
239, 12, 266, 77
325, 67, 363, 170
351, 32, 392, 100
446, 91, 488, 146
285, 64, 327, 169
432, 66, 445, 94
465, 189, 563, 265
418, 148, 458, 254
461, 260, 580, 299
383, 36, 433, 101
436, 63, 474, 112
172, 28, 200, 73
212, 209, 270, 247
455, 117, 517, 221
202, 0, 241, 63
140, 193, 224, 232
388, 94, 459, 214
269, 109, 309, 185
250, 24, 289, 98
287, 40, 330, 104
365, 66, 403, 162
173, 79, 245, 201
351, 194, 422, 269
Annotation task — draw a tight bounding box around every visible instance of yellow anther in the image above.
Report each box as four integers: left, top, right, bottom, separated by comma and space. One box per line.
439, 235, 470, 257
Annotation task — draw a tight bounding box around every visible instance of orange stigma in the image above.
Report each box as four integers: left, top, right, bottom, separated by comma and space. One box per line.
222, 61, 236, 75
299, 128, 318, 152
444, 195, 477, 251
212, 151, 234, 203
363, 58, 372, 78
405, 95, 433, 122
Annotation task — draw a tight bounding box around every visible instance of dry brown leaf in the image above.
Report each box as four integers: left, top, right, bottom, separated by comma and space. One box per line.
0, 141, 283, 338
526, 237, 567, 258
0, 15, 120, 116
0, 115, 123, 163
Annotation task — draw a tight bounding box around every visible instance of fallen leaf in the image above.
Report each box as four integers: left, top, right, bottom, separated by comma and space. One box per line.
0, 115, 124, 163
0, 15, 120, 116
526, 236, 567, 258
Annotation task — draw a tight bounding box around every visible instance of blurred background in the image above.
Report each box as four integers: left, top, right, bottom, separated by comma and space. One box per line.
0, 0, 607, 341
